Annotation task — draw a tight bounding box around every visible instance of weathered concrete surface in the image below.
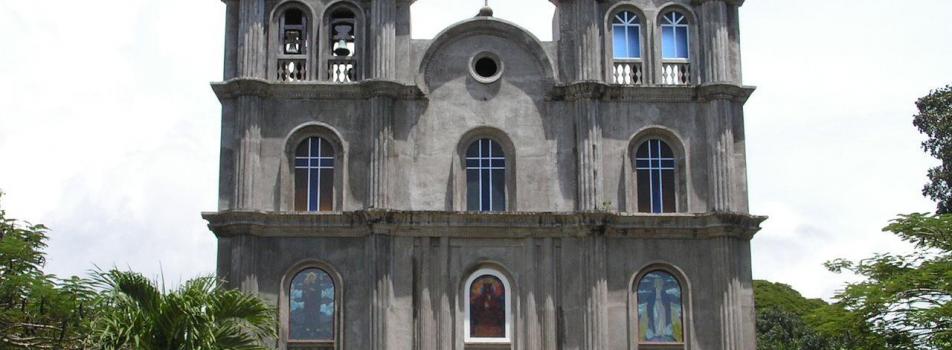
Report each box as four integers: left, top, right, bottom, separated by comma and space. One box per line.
209, 0, 759, 349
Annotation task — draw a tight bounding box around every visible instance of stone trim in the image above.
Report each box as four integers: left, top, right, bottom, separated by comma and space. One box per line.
211, 78, 425, 101
202, 210, 766, 239
549, 82, 755, 103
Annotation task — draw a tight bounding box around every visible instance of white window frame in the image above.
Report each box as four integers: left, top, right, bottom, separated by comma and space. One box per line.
612, 10, 642, 60
661, 11, 690, 61
463, 268, 512, 344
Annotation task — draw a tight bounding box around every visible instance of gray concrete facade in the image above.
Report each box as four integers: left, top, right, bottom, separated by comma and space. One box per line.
205, 0, 764, 349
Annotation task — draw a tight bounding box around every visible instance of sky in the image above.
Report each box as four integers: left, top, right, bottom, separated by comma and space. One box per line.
1, 0, 950, 299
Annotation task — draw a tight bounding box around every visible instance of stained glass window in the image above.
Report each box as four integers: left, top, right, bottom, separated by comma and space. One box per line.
289, 268, 336, 341
635, 139, 676, 213
469, 275, 507, 339
636, 271, 684, 343
661, 11, 689, 60
294, 137, 335, 212
466, 139, 506, 212
612, 11, 641, 59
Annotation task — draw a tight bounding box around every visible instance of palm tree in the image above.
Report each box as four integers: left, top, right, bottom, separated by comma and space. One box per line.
87, 269, 275, 350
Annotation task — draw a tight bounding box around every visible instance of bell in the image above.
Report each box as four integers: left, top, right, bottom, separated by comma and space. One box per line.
333, 39, 351, 57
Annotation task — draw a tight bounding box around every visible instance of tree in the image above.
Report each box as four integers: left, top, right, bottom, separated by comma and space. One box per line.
87, 269, 276, 350
913, 84, 952, 214
0, 192, 96, 349
826, 213, 952, 349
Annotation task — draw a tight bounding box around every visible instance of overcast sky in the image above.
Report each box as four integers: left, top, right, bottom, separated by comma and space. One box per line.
1, 0, 950, 299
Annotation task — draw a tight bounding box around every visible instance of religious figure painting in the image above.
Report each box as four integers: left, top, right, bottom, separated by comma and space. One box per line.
469, 275, 506, 338
290, 268, 336, 341
636, 271, 683, 343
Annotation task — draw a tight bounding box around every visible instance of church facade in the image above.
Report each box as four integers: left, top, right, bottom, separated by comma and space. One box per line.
204, 0, 764, 349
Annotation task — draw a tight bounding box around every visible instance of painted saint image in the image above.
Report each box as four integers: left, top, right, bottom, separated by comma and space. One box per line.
290, 268, 336, 340
469, 275, 506, 338
636, 271, 683, 343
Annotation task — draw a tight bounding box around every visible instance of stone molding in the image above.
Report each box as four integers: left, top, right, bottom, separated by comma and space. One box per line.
549, 81, 756, 103
211, 78, 426, 101
203, 210, 766, 239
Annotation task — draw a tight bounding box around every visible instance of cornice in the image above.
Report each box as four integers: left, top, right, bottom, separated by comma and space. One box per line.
549, 82, 755, 103
202, 210, 766, 240
210, 78, 426, 101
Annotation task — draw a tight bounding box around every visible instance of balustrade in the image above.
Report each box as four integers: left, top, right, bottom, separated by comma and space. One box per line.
661, 62, 690, 85
328, 58, 356, 83
612, 60, 644, 85
277, 59, 308, 82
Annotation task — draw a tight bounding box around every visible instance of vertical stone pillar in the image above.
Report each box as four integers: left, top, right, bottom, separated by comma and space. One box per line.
697, 0, 743, 83
368, 96, 394, 208
705, 98, 736, 212
712, 236, 754, 349
371, 0, 397, 80
367, 231, 393, 350
556, 0, 603, 82
223, 0, 240, 80
234, 95, 262, 210
572, 85, 604, 211
237, 0, 267, 79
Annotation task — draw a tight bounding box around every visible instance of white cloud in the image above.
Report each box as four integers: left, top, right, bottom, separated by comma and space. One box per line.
1, 0, 951, 298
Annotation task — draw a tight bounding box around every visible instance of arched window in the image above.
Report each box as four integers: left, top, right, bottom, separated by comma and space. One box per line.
635, 271, 684, 345
612, 11, 641, 60
660, 10, 691, 85
660, 11, 689, 60
289, 268, 336, 345
294, 137, 335, 212
465, 138, 506, 212
277, 7, 309, 82
635, 139, 676, 213
464, 268, 512, 344
327, 7, 358, 83
610, 10, 644, 85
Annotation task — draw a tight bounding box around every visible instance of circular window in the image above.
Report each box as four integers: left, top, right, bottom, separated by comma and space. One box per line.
470, 52, 503, 83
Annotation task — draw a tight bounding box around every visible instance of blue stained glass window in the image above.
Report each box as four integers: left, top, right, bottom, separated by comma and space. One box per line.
466, 138, 506, 212
290, 268, 336, 341
661, 11, 689, 59
612, 11, 641, 59
635, 139, 676, 213
294, 137, 335, 212
636, 271, 684, 343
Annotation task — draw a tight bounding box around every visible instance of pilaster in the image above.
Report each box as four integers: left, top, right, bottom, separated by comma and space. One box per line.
371, 0, 397, 80
223, 0, 239, 79
555, 0, 603, 82
696, 0, 743, 83
572, 89, 603, 211
237, 0, 267, 79
368, 96, 394, 208
233, 95, 263, 210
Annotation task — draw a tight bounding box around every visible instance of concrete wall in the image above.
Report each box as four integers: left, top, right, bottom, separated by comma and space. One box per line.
209, 0, 759, 349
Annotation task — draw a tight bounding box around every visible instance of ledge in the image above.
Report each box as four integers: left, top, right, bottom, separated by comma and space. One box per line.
202, 210, 766, 240
548, 81, 756, 103
210, 78, 426, 101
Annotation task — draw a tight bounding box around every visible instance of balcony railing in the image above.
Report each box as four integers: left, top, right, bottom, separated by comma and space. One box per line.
661, 61, 690, 85
277, 59, 308, 82
328, 58, 356, 83
612, 60, 644, 85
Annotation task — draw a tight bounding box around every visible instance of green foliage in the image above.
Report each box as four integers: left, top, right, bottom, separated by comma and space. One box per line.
913, 84, 952, 214
827, 213, 952, 349
87, 269, 276, 350
754, 280, 827, 318
0, 192, 96, 349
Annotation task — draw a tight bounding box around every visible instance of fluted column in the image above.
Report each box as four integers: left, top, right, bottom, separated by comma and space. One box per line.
371, 0, 397, 80
574, 96, 603, 211
705, 99, 736, 212
556, 0, 603, 82
233, 95, 263, 210
368, 96, 394, 208
222, 0, 240, 80
367, 233, 393, 350
696, 0, 743, 83
237, 0, 267, 78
